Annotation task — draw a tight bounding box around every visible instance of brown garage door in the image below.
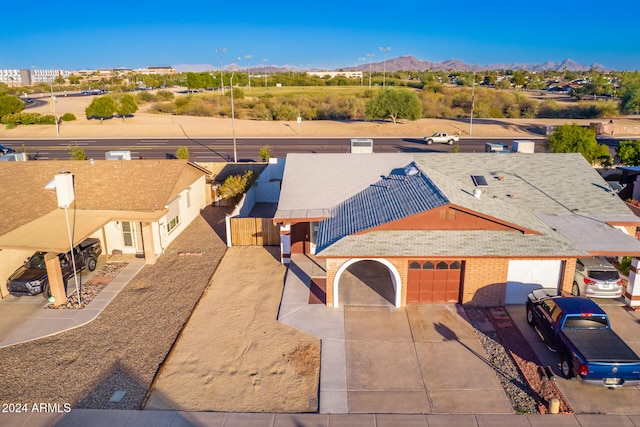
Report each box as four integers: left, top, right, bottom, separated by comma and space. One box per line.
407, 260, 462, 303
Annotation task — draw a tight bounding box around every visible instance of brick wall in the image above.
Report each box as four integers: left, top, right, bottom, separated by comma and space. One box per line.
461, 258, 509, 306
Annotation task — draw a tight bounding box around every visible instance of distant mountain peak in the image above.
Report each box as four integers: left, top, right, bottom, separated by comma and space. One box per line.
172, 55, 613, 74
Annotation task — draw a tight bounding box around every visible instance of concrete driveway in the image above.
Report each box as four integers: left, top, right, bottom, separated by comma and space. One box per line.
345, 305, 513, 414
508, 299, 640, 414
281, 254, 513, 414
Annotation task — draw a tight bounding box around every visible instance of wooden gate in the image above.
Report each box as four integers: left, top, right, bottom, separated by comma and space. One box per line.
229, 217, 280, 246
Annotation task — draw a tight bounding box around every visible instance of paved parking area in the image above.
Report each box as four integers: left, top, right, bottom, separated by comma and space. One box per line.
508, 299, 640, 414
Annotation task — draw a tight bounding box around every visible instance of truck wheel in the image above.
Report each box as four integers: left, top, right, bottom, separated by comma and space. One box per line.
572, 282, 580, 296
526, 305, 535, 326
87, 256, 97, 272
42, 282, 51, 299
561, 355, 573, 379
447, 139, 454, 145
425, 139, 433, 145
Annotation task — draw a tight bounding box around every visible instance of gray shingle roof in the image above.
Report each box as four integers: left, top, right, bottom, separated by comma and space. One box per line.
276, 152, 640, 258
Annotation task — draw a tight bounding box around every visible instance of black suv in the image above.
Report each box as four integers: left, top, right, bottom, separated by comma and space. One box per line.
7, 238, 102, 297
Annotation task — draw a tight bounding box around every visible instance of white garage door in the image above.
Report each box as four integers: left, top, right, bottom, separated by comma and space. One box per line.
505, 260, 563, 305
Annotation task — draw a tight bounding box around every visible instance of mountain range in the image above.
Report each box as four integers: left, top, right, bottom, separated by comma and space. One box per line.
173, 56, 610, 74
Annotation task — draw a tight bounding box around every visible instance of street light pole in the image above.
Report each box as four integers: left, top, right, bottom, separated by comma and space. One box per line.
245, 55, 252, 89
230, 71, 237, 162
216, 47, 226, 95
50, 77, 59, 137
367, 53, 374, 89
263, 58, 269, 86
379, 47, 390, 88
358, 57, 365, 86
470, 72, 476, 136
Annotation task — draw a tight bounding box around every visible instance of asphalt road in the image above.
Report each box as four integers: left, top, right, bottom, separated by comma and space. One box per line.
0, 137, 548, 161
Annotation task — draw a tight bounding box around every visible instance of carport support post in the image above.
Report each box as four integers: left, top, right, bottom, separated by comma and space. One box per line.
141, 222, 157, 265
44, 253, 67, 306
624, 257, 640, 308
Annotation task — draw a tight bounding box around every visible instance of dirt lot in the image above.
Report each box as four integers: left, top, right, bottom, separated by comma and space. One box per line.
145, 247, 320, 412
1, 91, 630, 140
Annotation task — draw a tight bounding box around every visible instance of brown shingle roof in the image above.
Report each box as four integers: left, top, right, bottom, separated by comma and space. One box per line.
0, 159, 206, 235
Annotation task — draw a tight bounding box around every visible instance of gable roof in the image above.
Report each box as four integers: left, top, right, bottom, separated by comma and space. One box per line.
317, 162, 449, 251
0, 160, 208, 252
276, 153, 640, 258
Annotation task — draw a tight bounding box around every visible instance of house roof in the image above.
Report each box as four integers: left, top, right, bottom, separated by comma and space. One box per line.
276, 153, 640, 258
0, 160, 207, 252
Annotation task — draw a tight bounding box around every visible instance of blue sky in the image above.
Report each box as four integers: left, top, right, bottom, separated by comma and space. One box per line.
2, 1, 639, 71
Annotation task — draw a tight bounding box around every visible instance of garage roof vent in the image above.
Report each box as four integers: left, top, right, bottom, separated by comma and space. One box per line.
471, 175, 488, 187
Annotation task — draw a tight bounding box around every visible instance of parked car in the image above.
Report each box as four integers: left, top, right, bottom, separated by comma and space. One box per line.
526, 288, 640, 387
7, 238, 102, 298
573, 257, 624, 298
0, 144, 15, 155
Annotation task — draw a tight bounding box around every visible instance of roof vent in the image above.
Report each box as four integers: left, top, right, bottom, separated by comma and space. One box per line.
471, 175, 488, 187
404, 166, 419, 177
473, 188, 482, 199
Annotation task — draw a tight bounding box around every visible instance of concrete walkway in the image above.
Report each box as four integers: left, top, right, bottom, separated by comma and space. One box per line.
0, 257, 145, 348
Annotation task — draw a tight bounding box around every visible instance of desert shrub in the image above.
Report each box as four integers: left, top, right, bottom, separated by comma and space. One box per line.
537, 100, 562, 118
254, 103, 273, 120
272, 103, 299, 120
156, 90, 175, 101
68, 145, 87, 160
176, 146, 190, 159
61, 113, 76, 121
150, 102, 176, 114
218, 171, 256, 199
137, 91, 157, 103
259, 145, 272, 161
2, 112, 56, 128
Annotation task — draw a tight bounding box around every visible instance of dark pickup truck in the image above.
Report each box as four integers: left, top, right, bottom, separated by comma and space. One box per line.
7, 238, 102, 298
526, 288, 640, 388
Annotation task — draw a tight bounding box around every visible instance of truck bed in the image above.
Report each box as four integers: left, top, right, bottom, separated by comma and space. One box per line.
563, 329, 640, 363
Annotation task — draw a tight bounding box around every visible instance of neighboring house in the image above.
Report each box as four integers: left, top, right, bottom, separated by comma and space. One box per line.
274, 153, 640, 307
0, 160, 210, 300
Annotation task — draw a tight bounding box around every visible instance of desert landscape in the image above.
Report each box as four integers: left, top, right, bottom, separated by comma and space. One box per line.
1, 91, 631, 140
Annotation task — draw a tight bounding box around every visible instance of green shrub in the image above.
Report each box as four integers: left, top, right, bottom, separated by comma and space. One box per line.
218, 171, 256, 199
61, 113, 76, 121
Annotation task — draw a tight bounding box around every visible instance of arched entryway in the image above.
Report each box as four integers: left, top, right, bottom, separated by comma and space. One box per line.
333, 258, 401, 307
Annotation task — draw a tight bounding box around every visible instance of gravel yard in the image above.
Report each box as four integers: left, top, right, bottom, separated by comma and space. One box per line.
0, 206, 230, 410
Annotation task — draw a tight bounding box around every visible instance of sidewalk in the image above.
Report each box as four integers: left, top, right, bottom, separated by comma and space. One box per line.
0, 258, 145, 348
5, 409, 636, 426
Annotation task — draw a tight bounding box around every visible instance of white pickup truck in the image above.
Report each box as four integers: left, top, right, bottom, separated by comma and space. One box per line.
423, 132, 459, 145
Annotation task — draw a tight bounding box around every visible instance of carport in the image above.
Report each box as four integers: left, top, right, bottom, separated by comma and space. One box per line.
0, 208, 166, 305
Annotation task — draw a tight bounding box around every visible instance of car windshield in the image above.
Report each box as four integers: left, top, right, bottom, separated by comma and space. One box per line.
590, 270, 619, 281
25, 254, 46, 269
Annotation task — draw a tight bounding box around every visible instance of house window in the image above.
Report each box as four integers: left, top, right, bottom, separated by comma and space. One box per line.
122, 222, 134, 247
167, 214, 180, 234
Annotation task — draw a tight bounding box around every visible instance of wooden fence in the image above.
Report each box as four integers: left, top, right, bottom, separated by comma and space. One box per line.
229, 217, 280, 246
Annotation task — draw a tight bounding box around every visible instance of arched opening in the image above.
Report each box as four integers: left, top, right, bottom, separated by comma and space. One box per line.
333, 258, 401, 307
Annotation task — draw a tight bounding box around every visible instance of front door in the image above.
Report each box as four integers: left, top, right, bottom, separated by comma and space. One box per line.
122, 222, 144, 253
